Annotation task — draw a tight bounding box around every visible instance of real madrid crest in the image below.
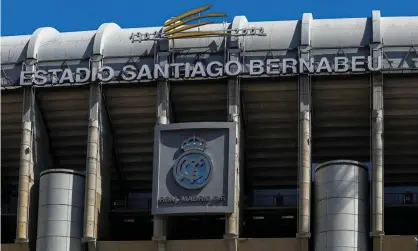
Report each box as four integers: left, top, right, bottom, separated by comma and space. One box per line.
173, 136, 213, 190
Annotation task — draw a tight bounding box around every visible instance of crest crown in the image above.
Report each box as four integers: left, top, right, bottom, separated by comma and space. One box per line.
181, 135, 206, 151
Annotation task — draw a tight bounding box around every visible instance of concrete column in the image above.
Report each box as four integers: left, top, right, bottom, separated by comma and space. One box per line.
225, 50, 241, 251
371, 46, 384, 250
153, 80, 170, 251
16, 61, 54, 251
16, 87, 35, 245
297, 13, 313, 251
83, 79, 113, 250
297, 74, 312, 251
370, 10, 384, 251
83, 80, 102, 249
153, 215, 167, 251
16, 30, 57, 247
153, 49, 170, 251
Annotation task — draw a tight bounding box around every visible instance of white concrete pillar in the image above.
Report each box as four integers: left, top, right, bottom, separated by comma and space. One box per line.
152, 52, 171, 251
297, 13, 313, 251
370, 10, 384, 251
83, 80, 102, 248
297, 75, 312, 251
83, 79, 113, 249
16, 87, 35, 245
224, 48, 241, 251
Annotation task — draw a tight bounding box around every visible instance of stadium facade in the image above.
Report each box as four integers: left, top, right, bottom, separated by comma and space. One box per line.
1, 6, 418, 251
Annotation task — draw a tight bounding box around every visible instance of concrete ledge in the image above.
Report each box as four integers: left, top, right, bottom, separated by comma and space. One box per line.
239, 238, 298, 251
96, 238, 299, 251
97, 241, 157, 251
168, 239, 227, 251
1, 244, 29, 251
383, 235, 418, 251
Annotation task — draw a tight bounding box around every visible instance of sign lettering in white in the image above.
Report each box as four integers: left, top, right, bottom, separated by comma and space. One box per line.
19, 56, 383, 86
158, 195, 227, 204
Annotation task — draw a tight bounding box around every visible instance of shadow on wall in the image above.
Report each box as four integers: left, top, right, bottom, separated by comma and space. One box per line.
0, 213, 17, 243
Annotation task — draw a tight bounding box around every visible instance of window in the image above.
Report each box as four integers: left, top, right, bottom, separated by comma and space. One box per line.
252, 189, 298, 207
385, 186, 418, 205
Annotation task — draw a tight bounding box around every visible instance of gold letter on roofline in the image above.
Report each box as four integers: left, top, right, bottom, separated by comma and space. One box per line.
164, 4, 213, 26
128, 4, 265, 43
165, 22, 214, 35
162, 5, 227, 39
168, 31, 228, 39
164, 13, 227, 32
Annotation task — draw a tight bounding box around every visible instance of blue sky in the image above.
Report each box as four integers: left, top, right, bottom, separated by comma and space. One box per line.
2, 0, 418, 36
